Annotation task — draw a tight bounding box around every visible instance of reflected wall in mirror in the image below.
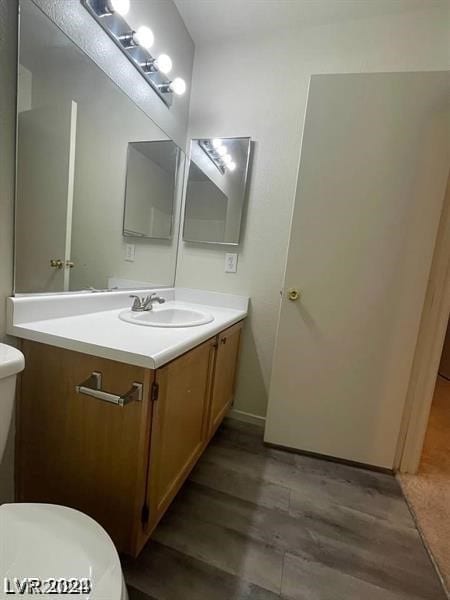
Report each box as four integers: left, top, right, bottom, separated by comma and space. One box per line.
123, 141, 179, 239
183, 137, 251, 245
15, 0, 185, 294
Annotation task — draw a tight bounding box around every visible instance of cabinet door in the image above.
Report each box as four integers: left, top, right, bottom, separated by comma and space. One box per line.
209, 321, 243, 437
146, 339, 215, 533
17, 341, 153, 556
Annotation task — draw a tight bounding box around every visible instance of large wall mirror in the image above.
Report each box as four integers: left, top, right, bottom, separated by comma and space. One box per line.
183, 137, 251, 245
14, 0, 185, 294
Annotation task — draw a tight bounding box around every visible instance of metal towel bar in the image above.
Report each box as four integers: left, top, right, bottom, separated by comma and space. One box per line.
75, 371, 143, 407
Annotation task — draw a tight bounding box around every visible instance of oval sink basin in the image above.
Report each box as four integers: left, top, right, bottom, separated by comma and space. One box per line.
119, 307, 214, 328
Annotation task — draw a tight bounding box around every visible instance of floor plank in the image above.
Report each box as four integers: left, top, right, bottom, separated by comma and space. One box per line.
125, 541, 280, 600
281, 553, 425, 600
123, 418, 446, 600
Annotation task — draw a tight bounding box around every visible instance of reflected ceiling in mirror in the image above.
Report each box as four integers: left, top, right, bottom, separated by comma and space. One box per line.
14, 0, 185, 295
183, 137, 251, 245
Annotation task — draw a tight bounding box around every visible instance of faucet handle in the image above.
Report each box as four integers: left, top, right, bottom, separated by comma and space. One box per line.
129, 295, 143, 310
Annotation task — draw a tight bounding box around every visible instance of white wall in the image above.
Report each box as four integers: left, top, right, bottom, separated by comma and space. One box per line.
176, 4, 450, 419
0, 0, 17, 503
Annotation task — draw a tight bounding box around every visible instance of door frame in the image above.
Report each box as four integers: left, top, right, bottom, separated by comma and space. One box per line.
395, 170, 450, 474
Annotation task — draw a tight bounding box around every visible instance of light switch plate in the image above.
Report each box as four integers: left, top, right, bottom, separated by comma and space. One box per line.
225, 253, 238, 273
125, 244, 135, 262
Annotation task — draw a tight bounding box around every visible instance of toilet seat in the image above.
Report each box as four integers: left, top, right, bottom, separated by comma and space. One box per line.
0, 503, 127, 600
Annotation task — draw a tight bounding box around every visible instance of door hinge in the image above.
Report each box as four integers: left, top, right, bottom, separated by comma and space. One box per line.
141, 503, 150, 524
151, 381, 159, 402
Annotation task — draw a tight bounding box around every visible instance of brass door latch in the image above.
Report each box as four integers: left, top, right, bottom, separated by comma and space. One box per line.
50, 259, 64, 269
50, 259, 75, 269
287, 288, 301, 301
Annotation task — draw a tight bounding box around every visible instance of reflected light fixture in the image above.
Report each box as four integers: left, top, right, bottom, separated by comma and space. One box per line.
82, 0, 187, 107
199, 140, 237, 174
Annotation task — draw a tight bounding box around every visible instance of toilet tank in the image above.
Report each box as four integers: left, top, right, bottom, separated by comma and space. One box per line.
0, 344, 25, 461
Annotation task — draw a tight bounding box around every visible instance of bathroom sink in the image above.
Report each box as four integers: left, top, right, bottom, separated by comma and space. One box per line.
119, 306, 214, 328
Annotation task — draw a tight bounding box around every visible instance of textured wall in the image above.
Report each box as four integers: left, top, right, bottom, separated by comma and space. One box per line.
0, 0, 18, 503
31, 0, 194, 149
176, 5, 450, 419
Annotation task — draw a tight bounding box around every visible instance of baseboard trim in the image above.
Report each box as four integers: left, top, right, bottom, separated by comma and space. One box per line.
227, 408, 266, 426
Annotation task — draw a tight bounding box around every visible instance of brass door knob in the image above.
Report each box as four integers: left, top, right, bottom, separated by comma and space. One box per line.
50, 259, 64, 269
287, 288, 301, 301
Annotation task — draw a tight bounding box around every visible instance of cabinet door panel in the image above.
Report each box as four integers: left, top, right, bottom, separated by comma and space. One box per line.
17, 341, 152, 555
146, 339, 215, 531
209, 321, 243, 436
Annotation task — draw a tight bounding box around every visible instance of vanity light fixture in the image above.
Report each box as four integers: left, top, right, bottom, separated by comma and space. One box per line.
102, 0, 130, 16
119, 25, 154, 49
198, 139, 237, 175
154, 54, 172, 74
81, 0, 187, 107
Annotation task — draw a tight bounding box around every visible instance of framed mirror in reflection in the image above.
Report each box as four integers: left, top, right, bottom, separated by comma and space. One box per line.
123, 141, 180, 240
14, 0, 185, 295
183, 137, 252, 245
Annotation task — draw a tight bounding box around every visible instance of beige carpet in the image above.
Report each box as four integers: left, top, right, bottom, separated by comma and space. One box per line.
399, 376, 450, 595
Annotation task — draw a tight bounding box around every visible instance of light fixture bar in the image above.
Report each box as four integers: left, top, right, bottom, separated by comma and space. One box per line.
199, 140, 226, 174
81, 0, 186, 108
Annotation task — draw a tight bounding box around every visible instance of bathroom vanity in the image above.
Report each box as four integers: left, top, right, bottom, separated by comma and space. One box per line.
10, 1, 252, 560
8, 289, 247, 556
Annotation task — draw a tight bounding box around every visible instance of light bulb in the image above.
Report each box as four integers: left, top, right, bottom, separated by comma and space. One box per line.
212, 138, 223, 150
155, 54, 172, 74
107, 0, 130, 15
223, 154, 233, 165
134, 26, 154, 49
169, 77, 186, 96
228, 161, 237, 171
217, 145, 227, 156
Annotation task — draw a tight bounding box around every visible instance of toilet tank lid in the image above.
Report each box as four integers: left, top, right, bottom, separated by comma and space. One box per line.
0, 344, 25, 380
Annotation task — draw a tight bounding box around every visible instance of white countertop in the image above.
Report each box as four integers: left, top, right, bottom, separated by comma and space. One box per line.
7, 288, 248, 369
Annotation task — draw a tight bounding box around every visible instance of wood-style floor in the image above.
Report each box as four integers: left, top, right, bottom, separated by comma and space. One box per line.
124, 419, 446, 600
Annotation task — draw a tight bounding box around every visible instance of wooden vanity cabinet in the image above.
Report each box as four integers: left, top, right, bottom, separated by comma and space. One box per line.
208, 322, 242, 437
16, 342, 153, 555
16, 321, 243, 557
144, 338, 216, 538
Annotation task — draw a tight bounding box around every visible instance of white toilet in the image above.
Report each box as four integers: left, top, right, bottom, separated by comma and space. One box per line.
0, 344, 128, 600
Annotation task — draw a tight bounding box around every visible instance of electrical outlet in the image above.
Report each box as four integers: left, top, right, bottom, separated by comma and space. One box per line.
225, 253, 238, 273
125, 244, 135, 262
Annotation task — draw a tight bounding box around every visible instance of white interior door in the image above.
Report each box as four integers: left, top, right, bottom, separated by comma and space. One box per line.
265, 72, 450, 469
15, 100, 77, 293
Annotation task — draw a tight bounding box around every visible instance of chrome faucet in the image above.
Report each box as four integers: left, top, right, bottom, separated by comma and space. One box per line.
130, 293, 166, 312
